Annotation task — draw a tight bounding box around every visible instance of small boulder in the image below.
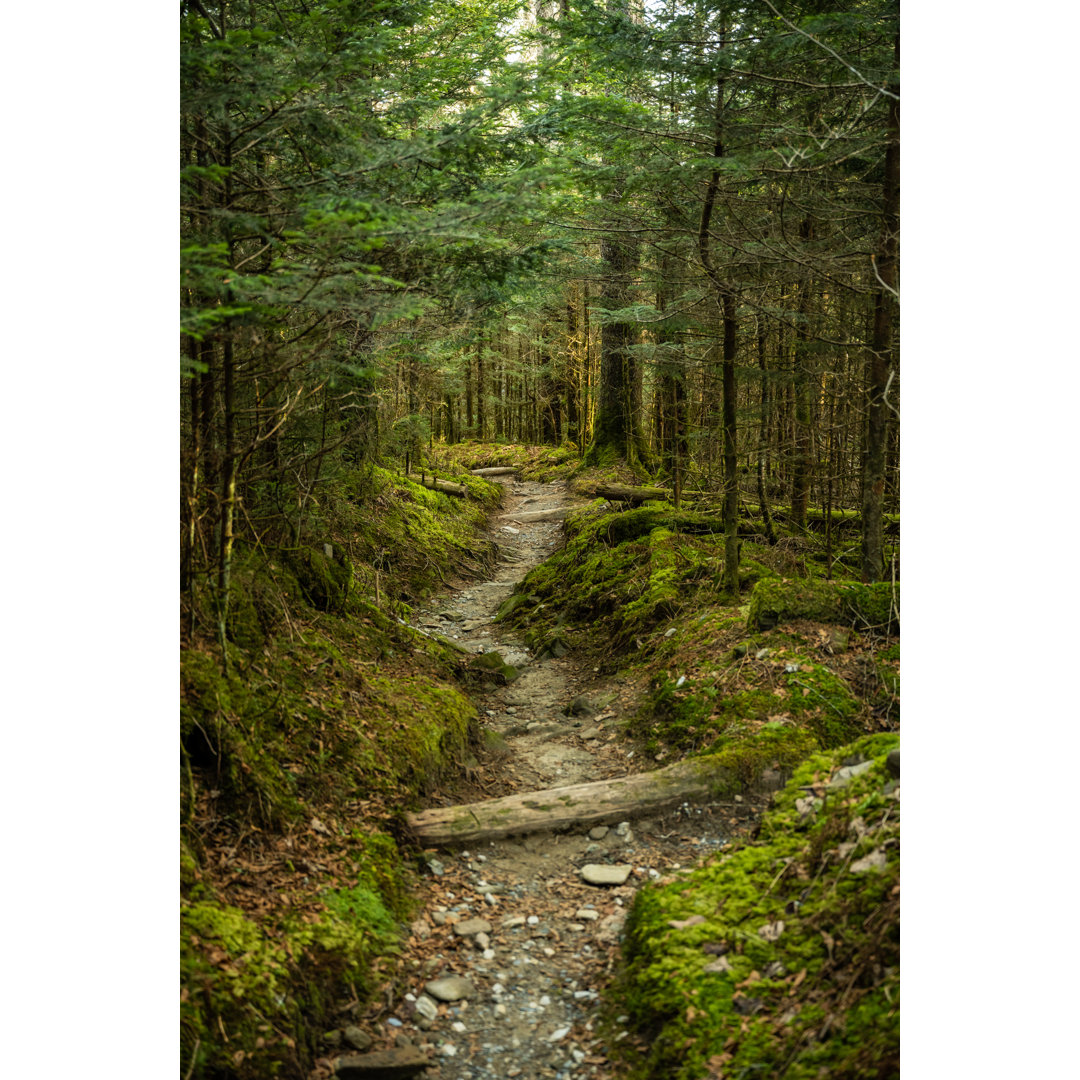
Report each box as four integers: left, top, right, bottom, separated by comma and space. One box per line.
413, 995, 438, 1023
564, 696, 597, 717
886, 749, 900, 779
343, 1027, 373, 1051
333, 1046, 430, 1079
828, 760, 874, 790
452, 917, 492, 938
424, 976, 476, 1002
581, 863, 632, 886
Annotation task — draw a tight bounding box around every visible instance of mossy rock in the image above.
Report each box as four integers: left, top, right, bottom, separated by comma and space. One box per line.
613, 734, 900, 1080
284, 544, 353, 614
494, 592, 540, 622
468, 650, 519, 683
747, 578, 898, 632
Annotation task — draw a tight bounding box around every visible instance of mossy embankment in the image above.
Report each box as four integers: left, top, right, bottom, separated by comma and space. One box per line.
497, 496, 899, 790
436, 439, 581, 482
613, 735, 900, 1080
181, 464, 504, 1079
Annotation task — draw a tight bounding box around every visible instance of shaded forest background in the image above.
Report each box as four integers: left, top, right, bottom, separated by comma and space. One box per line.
181, 0, 899, 662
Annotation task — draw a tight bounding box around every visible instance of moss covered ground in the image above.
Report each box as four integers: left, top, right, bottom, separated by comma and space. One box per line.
613, 734, 900, 1080
179, 450, 900, 1078
497, 500, 899, 792
436, 439, 582, 482
180, 462, 504, 1079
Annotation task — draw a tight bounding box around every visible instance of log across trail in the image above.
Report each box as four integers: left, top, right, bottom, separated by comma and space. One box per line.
406, 755, 786, 846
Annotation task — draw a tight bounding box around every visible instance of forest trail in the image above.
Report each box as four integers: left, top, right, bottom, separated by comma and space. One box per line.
375, 478, 771, 1080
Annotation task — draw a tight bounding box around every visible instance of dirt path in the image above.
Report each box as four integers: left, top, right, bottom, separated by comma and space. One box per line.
388, 478, 768, 1080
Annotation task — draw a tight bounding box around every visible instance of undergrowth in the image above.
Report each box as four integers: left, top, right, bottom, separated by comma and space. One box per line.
180, 460, 502, 1079
613, 734, 900, 1080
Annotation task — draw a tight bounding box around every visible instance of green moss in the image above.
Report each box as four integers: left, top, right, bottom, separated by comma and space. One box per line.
435, 440, 580, 482
613, 735, 900, 1080
182, 854, 407, 1079
181, 900, 300, 1077
284, 544, 354, 614
642, 649, 863, 757
747, 578, 899, 632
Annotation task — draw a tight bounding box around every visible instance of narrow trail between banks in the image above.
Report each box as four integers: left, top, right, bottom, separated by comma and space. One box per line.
370, 477, 770, 1080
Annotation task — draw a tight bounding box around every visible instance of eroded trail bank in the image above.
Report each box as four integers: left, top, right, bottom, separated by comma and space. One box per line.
348, 478, 769, 1080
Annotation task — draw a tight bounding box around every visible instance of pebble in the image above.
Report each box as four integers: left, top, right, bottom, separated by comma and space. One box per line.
494, 1003, 508, 1018
425, 976, 476, 1002
548, 1025, 571, 1042
440, 1043, 458, 1057
483, 948, 496, 960
575, 909, 599, 921
588, 826, 609, 840
502, 915, 527, 929
581, 863, 632, 886
851, 849, 888, 874
453, 917, 492, 937
413, 996, 438, 1022
475, 932, 491, 950
829, 760, 874, 790
527, 915, 540, 925
451, 1021, 467, 1033
342, 1026, 372, 1051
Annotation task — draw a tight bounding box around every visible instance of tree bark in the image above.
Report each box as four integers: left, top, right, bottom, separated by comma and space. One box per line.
418, 476, 468, 497
406, 755, 786, 845
861, 34, 899, 583
755, 313, 777, 543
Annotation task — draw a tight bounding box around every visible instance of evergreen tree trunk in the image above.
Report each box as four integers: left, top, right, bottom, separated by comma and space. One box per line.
790, 218, 814, 531
755, 314, 776, 543
722, 292, 739, 594
476, 334, 485, 441
696, 52, 739, 592
585, 228, 644, 465
861, 35, 899, 583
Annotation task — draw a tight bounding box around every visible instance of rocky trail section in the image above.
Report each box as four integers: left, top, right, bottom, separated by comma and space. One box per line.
326, 478, 770, 1080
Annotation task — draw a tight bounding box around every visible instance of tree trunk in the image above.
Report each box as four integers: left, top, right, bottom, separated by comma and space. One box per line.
755, 313, 777, 543
861, 35, 899, 583
696, 52, 740, 593
790, 217, 814, 531
476, 333, 485, 441
721, 291, 739, 594
405, 755, 786, 846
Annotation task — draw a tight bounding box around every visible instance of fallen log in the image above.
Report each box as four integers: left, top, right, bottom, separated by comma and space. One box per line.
590, 482, 672, 503
418, 475, 467, 497
586, 483, 718, 505
470, 466, 519, 476
405, 755, 786, 846
499, 506, 570, 523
